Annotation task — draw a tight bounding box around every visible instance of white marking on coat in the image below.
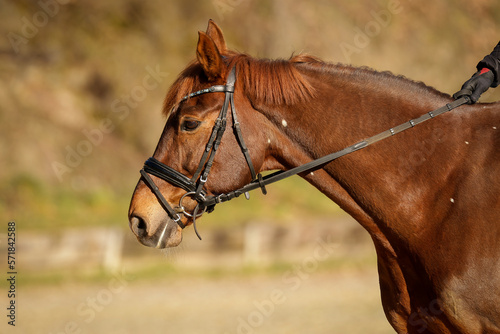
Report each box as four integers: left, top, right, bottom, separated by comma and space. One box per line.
282, 119, 287, 127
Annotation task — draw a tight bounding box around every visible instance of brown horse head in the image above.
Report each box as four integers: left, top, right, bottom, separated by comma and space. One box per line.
128, 20, 308, 248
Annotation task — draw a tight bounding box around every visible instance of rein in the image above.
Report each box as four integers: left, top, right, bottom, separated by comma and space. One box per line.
140, 66, 470, 244
206, 95, 471, 206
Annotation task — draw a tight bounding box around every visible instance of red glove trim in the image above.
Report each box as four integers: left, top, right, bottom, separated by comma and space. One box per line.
479, 67, 491, 75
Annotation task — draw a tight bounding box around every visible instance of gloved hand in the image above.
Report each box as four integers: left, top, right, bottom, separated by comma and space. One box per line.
453, 68, 495, 103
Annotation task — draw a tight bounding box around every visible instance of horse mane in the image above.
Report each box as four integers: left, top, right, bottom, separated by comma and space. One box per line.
348, 65, 451, 100
162, 52, 450, 116
163, 63, 204, 116
162, 53, 318, 116
229, 53, 318, 106
306, 60, 451, 100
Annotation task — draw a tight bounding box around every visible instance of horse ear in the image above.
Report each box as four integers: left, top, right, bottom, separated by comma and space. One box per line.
196, 31, 224, 81
205, 19, 227, 54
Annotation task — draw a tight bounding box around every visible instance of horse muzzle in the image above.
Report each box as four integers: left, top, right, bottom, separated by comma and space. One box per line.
129, 212, 183, 249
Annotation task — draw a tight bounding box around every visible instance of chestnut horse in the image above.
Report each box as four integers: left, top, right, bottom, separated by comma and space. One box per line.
128, 21, 500, 333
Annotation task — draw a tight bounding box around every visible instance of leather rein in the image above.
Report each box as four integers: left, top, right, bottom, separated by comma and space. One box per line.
140, 66, 470, 243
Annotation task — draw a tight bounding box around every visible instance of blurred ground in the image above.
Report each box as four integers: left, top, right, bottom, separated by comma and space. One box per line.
1, 216, 396, 333
16, 268, 393, 334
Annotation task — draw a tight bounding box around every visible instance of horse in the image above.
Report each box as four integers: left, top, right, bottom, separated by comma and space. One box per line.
128, 20, 500, 333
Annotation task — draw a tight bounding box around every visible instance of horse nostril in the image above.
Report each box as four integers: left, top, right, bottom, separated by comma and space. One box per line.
129, 215, 148, 238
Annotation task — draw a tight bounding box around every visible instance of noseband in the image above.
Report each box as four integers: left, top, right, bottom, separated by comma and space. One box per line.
140, 67, 263, 242
139, 65, 470, 246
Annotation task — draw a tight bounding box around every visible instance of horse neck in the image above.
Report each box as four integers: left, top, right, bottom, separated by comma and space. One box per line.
287, 65, 453, 154
259, 64, 463, 235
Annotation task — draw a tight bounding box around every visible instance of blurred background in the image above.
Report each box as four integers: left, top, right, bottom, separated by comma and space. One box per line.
1, 0, 499, 333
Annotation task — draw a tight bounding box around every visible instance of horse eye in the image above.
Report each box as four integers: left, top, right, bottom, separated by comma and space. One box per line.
182, 120, 201, 131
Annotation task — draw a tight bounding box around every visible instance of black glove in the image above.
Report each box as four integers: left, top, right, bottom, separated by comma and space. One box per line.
453, 68, 495, 103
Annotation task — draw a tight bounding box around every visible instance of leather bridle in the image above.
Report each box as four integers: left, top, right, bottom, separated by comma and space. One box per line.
139, 65, 470, 245
140, 67, 263, 242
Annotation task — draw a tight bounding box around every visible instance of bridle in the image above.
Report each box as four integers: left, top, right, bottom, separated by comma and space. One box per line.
140, 66, 264, 243
139, 65, 470, 246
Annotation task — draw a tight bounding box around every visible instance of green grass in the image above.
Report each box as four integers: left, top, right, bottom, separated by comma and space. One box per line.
0, 172, 344, 231
0, 173, 130, 231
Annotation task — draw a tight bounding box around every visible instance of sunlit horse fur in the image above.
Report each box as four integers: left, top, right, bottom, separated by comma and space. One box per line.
129, 20, 500, 333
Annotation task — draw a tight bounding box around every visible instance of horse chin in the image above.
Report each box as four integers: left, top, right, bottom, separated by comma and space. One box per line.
155, 219, 183, 249
156, 235, 182, 249
135, 219, 183, 249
